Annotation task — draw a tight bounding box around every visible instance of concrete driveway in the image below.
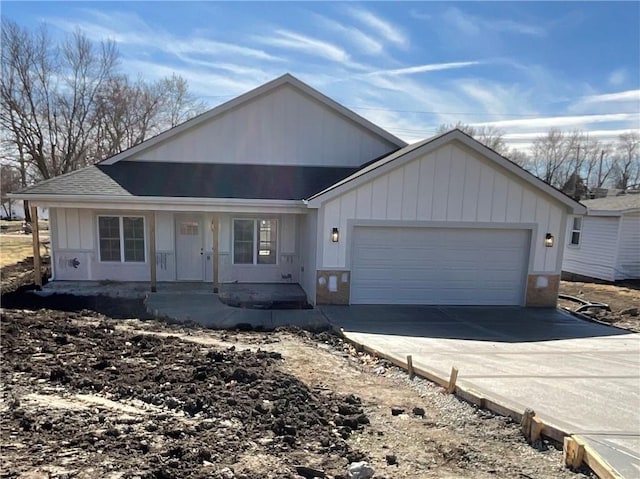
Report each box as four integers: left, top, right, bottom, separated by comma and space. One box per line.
321, 305, 640, 478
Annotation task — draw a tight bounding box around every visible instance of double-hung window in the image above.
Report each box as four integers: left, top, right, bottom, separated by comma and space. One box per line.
569, 216, 582, 246
233, 219, 277, 265
98, 216, 145, 262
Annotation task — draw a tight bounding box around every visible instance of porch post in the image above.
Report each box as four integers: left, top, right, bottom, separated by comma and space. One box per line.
149, 212, 157, 292
30, 205, 42, 289
212, 214, 219, 293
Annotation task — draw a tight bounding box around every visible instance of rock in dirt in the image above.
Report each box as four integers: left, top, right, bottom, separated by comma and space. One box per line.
391, 407, 405, 416
412, 407, 425, 417
385, 453, 398, 465
621, 307, 638, 316
347, 461, 375, 479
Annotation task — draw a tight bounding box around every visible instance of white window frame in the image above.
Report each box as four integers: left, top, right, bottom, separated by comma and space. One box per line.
97, 215, 146, 263
569, 216, 582, 247
232, 218, 278, 265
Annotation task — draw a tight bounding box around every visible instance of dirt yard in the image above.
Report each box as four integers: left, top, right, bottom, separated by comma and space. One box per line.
559, 280, 640, 332
0, 257, 600, 479
1, 304, 595, 479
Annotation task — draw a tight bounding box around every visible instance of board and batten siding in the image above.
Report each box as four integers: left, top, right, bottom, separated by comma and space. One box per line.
128, 85, 397, 167
52, 208, 152, 281
318, 142, 565, 273
562, 216, 620, 281
616, 213, 640, 280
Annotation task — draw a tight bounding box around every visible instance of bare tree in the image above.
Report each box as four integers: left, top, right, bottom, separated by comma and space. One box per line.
612, 131, 640, 190
1, 20, 118, 180
94, 74, 206, 158
2, 19, 207, 187
159, 74, 206, 128
438, 121, 509, 156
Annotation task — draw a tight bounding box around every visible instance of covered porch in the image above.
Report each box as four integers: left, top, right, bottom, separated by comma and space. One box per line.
30, 200, 317, 303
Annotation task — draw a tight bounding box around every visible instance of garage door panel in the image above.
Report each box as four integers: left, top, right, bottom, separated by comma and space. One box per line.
351, 227, 529, 305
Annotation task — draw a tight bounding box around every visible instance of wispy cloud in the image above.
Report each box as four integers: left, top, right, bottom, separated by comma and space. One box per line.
367, 61, 482, 77
169, 38, 281, 62
581, 90, 640, 104
443, 7, 546, 37
256, 30, 349, 62
346, 6, 408, 48
608, 68, 628, 87
472, 113, 637, 130
313, 14, 383, 55
46, 10, 283, 62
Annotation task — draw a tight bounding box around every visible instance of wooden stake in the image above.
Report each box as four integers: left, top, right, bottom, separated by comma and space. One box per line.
149, 212, 157, 293
531, 416, 545, 442
406, 355, 414, 379
446, 366, 458, 394
30, 206, 42, 289
564, 436, 585, 469
520, 408, 535, 440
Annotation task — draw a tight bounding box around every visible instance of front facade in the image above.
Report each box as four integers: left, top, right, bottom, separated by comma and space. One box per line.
562, 195, 640, 282
15, 74, 585, 307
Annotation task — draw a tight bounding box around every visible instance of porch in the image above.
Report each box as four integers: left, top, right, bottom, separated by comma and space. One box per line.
35, 281, 328, 331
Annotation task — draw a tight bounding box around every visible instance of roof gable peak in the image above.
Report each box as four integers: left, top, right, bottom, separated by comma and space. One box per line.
100, 73, 406, 166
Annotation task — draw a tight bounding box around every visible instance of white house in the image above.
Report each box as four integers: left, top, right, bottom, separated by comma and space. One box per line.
563, 194, 640, 282
13, 74, 585, 307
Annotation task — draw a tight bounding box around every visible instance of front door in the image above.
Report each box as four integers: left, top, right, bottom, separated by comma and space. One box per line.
175, 214, 204, 281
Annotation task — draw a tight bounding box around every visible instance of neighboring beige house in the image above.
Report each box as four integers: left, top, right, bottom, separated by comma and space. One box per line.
12, 74, 585, 307
563, 194, 640, 282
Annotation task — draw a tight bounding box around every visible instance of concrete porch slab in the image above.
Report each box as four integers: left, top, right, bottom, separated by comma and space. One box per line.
146, 292, 328, 331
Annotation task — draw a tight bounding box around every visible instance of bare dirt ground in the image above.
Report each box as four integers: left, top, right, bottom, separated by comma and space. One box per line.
1, 306, 594, 479
559, 280, 640, 332
0, 261, 605, 478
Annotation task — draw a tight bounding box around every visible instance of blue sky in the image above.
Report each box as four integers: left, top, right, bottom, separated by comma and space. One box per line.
3, 1, 639, 151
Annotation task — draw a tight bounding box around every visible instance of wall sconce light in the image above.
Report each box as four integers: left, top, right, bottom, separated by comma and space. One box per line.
331, 227, 339, 242
544, 233, 554, 248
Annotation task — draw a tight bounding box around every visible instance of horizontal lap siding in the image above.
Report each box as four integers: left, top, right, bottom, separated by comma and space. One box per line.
562, 216, 620, 281
321, 142, 563, 273
616, 213, 640, 280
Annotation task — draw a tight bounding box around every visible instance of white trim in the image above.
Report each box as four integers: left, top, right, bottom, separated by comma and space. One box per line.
568, 215, 582, 246
20, 197, 308, 214
99, 74, 405, 166
308, 130, 586, 214
97, 214, 147, 264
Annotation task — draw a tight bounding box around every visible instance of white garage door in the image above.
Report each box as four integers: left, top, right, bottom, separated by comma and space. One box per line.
351, 227, 530, 305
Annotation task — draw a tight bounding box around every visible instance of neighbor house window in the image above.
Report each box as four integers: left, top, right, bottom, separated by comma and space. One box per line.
98, 216, 145, 262
570, 216, 582, 246
233, 219, 277, 265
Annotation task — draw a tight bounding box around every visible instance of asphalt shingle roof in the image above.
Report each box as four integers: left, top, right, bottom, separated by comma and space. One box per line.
18, 161, 359, 201
582, 194, 640, 212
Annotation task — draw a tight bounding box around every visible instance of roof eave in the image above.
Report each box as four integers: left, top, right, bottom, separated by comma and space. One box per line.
9, 193, 308, 209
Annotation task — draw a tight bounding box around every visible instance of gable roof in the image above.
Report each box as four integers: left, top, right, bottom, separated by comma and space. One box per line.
307, 129, 587, 214
13, 161, 357, 201
100, 73, 406, 166
582, 194, 640, 215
